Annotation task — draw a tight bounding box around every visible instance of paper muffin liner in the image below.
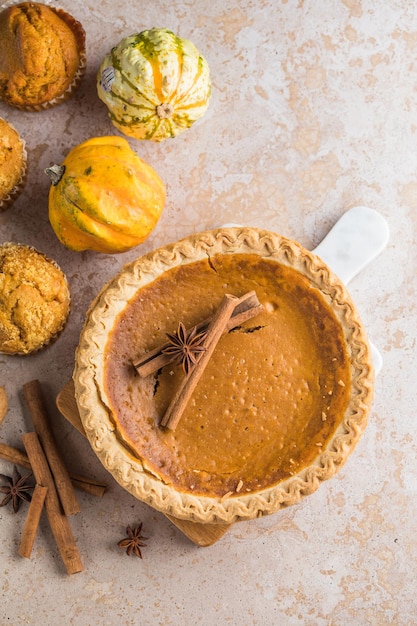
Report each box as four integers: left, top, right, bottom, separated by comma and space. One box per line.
0, 243, 71, 355
0, 129, 27, 212
0, 2, 86, 111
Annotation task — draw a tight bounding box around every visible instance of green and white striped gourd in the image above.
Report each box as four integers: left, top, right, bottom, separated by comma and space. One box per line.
97, 28, 211, 142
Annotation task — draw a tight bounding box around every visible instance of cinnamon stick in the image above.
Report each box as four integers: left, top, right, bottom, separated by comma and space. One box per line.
18, 484, 48, 559
133, 290, 263, 378
0, 442, 107, 498
160, 294, 238, 431
23, 380, 80, 516
68, 474, 107, 498
22, 432, 83, 575
0, 442, 31, 469
0, 386, 8, 425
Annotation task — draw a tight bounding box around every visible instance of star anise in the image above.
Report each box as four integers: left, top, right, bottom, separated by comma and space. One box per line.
117, 523, 148, 558
0, 466, 33, 513
162, 322, 207, 374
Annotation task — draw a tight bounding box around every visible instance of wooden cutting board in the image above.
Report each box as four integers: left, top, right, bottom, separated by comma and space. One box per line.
56, 380, 232, 546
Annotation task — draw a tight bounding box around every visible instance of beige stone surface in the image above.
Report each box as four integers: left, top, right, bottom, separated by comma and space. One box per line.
0, 1, 416, 624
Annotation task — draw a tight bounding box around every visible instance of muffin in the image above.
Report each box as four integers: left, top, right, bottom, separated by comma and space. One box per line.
0, 243, 71, 354
0, 2, 86, 110
0, 118, 27, 211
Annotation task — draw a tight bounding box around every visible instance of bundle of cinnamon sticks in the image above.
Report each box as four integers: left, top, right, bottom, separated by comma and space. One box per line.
133, 290, 264, 431
0, 380, 107, 575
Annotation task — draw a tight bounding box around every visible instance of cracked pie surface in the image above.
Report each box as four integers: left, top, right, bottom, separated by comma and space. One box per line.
74, 228, 374, 523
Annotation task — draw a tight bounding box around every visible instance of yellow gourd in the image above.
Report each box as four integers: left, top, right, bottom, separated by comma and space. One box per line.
97, 28, 211, 141
46, 136, 166, 253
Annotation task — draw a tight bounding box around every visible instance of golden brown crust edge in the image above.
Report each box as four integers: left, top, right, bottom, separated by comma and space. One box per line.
74, 227, 374, 524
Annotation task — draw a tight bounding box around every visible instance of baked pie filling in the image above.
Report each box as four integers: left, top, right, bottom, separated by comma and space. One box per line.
103, 253, 351, 497
75, 229, 373, 522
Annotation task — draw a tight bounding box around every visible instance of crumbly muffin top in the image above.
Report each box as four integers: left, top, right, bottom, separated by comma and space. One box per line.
0, 118, 26, 204
0, 244, 70, 354
0, 2, 84, 107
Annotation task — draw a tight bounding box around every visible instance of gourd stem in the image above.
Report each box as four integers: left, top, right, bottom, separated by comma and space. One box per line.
45, 164, 66, 186
156, 103, 174, 119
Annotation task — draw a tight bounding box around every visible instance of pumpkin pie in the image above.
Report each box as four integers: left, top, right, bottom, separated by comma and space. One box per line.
74, 228, 374, 523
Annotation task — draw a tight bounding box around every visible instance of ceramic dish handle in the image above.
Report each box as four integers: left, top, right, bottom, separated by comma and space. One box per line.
312, 207, 389, 375
221, 206, 389, 375
312, 206, 390, 285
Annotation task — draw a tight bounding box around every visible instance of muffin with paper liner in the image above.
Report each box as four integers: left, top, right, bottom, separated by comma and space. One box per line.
0, 243, 71, 355
0, 2, 86, 110
0, 118, 27, 211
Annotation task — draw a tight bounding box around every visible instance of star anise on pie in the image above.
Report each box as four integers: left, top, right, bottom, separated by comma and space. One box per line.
162, 322, 207, 374
0, 466, 33, 513
117, 523, 148, 558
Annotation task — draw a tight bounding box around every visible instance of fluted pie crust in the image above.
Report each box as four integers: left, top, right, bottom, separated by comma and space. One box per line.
74, 228, 374, 524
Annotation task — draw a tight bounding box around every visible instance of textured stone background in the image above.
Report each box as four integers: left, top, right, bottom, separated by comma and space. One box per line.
1, 1, 416, 624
